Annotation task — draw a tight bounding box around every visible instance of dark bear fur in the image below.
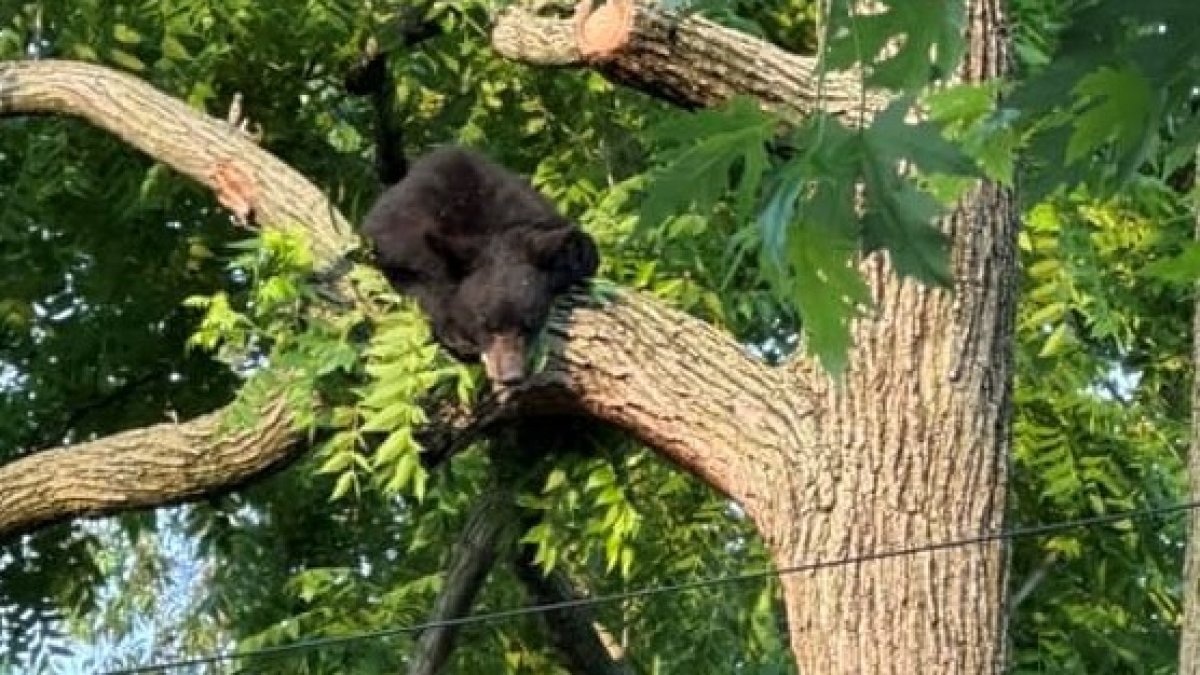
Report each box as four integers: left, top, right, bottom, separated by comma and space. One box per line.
362, 146, 599, 385
348, 44, 600, 385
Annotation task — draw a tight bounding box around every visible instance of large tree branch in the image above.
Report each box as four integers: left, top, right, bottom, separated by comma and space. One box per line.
0, 5, 841, 543
0, 397, 296, 539
491, 0, 886, 121
0, 58, 365, 541
0, 0, 1016, 667
415, 288, 817, 535
0, 0, 850, 544
0, 0, 866, 540
0, 60, 357, 265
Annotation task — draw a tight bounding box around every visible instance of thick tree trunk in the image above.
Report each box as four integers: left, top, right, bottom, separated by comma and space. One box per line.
774, 184, 1015, 673
765, 3, 1014, 669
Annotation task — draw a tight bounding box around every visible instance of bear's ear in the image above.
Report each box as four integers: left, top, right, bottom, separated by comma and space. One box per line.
525, 227, 599, 292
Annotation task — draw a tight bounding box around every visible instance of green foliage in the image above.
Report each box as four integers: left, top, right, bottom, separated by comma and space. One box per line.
1011, 0, 1200, 202
185, 230, 315, 359
1144, 242, 1200, 286
520, 453, 643, 579
3, 0, 1200, 672
319, 304, 478, 501
1009, 187, 1191, 674
924, 82, 1017, 184
182, 230, 365, 434
1000, 9, 1200, 664
182, 228, 478, 502
1065, 66, 1156, 166
858, 96, 980, 283
826, 0, 967, 88
640, 97, 776, 229
641, 94, 981, 372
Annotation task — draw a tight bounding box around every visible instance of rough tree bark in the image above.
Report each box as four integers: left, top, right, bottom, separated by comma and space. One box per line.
497, 2, 1015, 670
0, 398, 297, 538
0, 0, 1015, 671
0, 60, 356, 264
491, 0, 887, 123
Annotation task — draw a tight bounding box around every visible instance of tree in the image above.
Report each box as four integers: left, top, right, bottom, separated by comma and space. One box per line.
3, 0, 1197, 673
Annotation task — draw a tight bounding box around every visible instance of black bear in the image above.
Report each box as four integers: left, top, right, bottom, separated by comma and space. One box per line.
350, 51, 600, 385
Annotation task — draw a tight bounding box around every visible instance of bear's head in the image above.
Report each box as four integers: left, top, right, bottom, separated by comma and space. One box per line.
447, 226, 599, 385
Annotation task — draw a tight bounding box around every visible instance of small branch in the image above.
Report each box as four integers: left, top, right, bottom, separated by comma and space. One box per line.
513, 554, 639, 675
407, 481, 514, 675
1009, 552, 1059, 611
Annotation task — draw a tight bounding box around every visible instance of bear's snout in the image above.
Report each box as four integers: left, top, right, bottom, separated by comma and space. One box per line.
482, 333, 527, 386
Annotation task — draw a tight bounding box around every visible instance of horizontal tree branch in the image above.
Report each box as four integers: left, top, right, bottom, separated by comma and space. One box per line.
491, 0, 886, 122
416, 286, 819, 525
0, 396, 297, 539
0, 58, 365, 541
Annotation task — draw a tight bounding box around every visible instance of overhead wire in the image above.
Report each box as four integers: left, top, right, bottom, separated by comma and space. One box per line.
100, 498, 1200, 675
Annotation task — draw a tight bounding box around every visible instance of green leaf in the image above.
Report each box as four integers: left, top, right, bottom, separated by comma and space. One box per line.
161, 35, 191, 61
1066, 66, 1157, 165
778, 221, 869, 375
543, 468, 568, 493
826, 0, 967, 89
1038, 322, 1073, 358
330, 472, 357, 501
112, 23, 142, 45
1143, 243, 1200, 285
862, 185, 951, 286
867, 96, 984, 179
855, 99, 965, 287
641, 97, 775, 226
316, 450, 354, 475
109, 48, 146, 72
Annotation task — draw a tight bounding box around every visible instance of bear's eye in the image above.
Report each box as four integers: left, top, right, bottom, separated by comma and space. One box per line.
384, 266, 422, 285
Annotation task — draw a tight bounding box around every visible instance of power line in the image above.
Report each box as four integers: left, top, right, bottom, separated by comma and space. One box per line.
101, 499, 1200, 675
